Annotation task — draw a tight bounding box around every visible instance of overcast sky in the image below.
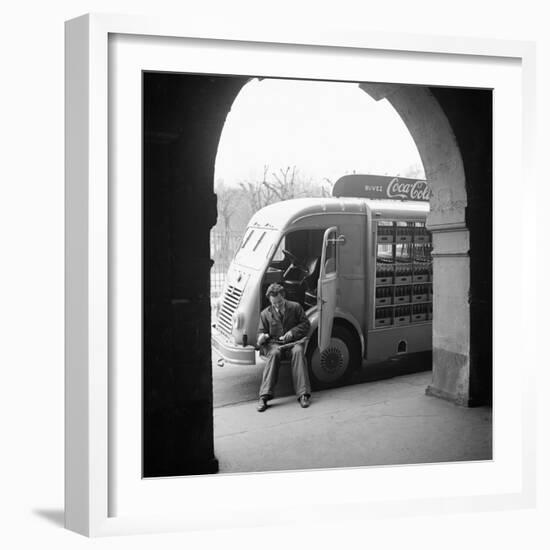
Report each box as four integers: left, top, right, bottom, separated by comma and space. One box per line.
214, 78, 425, 188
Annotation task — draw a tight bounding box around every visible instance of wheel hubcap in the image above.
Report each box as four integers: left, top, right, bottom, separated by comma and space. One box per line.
321, 347, 344, 373
310, 337, 350, 383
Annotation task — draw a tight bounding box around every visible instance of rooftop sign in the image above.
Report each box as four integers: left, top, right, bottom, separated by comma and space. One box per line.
332, 174, 431, 202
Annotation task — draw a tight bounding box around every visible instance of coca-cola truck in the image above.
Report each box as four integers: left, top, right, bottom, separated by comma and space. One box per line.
211, 174, 433, 388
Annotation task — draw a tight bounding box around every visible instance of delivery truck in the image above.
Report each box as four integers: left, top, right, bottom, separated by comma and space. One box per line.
211, 174, 433, 388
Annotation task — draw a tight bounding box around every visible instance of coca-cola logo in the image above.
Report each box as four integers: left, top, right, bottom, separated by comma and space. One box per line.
335, 174, 431, 201
386, 178, 430, 201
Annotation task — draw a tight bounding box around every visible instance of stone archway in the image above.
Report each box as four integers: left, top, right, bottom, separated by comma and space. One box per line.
143, 74, 492, 477
360, 83, 492, 407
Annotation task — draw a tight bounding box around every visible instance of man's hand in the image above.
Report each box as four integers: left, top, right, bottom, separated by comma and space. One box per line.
282, 330, 294, 343
257, 333, 269, 346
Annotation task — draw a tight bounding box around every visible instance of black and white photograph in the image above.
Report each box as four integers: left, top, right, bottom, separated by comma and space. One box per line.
2, 0, 545, 546
143, 72, 493, 478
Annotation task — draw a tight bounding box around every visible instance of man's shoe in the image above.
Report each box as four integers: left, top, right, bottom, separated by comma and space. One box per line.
257, 397, 268, 412
299, 394, 310, 408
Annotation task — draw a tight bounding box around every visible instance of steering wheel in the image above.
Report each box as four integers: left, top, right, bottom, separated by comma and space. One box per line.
282, 249, 309, 279
282, 249, 299, 265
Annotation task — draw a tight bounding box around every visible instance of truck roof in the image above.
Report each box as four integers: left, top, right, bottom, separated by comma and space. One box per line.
248, 197, 429, 231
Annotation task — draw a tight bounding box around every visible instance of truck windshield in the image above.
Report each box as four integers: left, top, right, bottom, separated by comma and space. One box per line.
233, 227, 279, 269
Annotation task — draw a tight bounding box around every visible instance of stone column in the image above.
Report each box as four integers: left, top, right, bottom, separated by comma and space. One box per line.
143, 73, 248, 476
426, 225, 472, 405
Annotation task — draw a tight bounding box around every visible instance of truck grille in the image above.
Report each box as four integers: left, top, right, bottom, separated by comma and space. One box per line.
217, 285, 243, 337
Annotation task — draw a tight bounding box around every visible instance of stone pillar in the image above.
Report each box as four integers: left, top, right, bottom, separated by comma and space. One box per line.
426, 226, 472, 405
429, 88, 493, 407
142, 73, 247, 476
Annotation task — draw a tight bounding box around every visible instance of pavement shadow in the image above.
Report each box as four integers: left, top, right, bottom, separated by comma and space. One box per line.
33, 509, 65, 528
353, 352, 432, 385
273, 352, 432, 396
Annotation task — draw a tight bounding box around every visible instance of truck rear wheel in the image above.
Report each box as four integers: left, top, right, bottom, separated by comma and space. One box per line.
306, 324, 360, 390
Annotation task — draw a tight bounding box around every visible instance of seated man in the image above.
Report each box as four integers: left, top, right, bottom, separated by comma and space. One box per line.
256, 283, 312, 412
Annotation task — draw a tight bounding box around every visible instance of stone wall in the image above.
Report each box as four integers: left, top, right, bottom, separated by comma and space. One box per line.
143, 73, 247, 477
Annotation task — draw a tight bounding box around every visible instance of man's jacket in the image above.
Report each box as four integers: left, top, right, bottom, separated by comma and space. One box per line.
257, 299, 311, 342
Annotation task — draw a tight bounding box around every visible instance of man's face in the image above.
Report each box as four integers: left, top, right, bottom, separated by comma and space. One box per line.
269, 293, 285, 309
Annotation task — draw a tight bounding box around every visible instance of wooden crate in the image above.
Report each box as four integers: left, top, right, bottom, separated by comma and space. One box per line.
412, 313, 427, 322
395, 316, 411, 325
414, 235, 430, 243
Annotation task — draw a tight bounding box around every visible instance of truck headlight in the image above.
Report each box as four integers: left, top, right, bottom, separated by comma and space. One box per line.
232, 310, 245, 330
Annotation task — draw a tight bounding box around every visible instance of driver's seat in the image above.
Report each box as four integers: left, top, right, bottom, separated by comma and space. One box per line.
284, 256, 321, 306
282, 277, 305, 303
283, 255, 318, 304
302, 256, 321, 292
302, 256, 321, 308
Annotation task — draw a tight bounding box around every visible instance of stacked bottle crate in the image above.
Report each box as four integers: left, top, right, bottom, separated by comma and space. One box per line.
374, 221, 433, 328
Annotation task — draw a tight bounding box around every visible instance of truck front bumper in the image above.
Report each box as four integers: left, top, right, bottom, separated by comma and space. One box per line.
211, 327, 257, 366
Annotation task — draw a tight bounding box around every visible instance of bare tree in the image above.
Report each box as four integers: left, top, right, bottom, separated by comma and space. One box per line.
320, 177, 334, 197
265, 166, 299, 201
237, 165, 339, 215
214, 180, 240, 231
238, 165, 278, 212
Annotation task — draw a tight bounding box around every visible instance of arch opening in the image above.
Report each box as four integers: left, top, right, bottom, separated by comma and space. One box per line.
143, 72, 492, 477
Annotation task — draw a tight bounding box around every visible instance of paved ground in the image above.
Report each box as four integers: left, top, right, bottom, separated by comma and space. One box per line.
212, 350, 435, 407
212, 357, 492, 474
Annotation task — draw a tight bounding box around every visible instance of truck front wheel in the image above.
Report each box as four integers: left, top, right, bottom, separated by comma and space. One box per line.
306, 324, 360, 390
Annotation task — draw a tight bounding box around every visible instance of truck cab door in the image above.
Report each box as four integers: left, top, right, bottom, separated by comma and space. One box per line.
318, 226, 340, 352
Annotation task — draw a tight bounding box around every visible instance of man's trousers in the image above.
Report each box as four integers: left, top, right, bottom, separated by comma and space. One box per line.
259, 342, 311, 399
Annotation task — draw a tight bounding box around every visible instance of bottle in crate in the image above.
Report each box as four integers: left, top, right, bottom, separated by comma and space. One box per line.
377, 222, 395, 243
413, 262, 429, 282
413, 284, 429, 302
376, 285, 391, 306
395, 284, 411, 304
375, 306, 393, 327
395, 264, 412, 284
395, 305, 410, 325
414, 222, 430, 243
412, 303, 428, 322
376, 264, 393, 285
396, 223, 413, 243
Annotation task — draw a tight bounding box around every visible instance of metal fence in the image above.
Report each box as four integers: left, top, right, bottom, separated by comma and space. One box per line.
210, 229, 242, 298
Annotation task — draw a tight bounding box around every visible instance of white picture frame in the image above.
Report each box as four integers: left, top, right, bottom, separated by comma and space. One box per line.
65, 13, 537, 537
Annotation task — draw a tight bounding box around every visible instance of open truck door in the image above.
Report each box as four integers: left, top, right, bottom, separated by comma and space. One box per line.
318, 226, 340, 352
310, 225, 358, 389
